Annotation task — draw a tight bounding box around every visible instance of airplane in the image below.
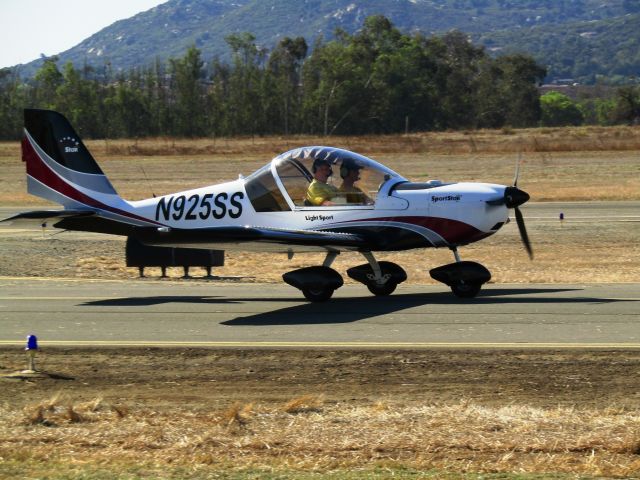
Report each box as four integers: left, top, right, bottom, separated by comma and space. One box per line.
2, 109, 532, 302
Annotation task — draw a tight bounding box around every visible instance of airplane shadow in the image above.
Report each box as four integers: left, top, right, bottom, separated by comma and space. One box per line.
80, 287, 636, 326
82, 296, 246, 307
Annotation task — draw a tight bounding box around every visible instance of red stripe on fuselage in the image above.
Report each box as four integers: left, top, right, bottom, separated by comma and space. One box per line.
22, 136, 162, 226
341, 216, 492, 244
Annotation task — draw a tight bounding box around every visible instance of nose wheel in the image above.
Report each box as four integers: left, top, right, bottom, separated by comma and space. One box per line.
429, 247, 491, 299
302, 287, 336, 302
366, 281, 398, 296
450, 281, 482, 298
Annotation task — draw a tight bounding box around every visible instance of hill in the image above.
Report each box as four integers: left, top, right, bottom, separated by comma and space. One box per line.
478, 12, 640, 85
10, 0, 640, 83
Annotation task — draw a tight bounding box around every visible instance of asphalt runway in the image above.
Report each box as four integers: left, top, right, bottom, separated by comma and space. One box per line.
520, 201, 640, 222
1, 201, 638, 348
0, 278, 638, 347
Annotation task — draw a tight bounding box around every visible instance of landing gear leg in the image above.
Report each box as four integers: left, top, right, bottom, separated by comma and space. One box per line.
346, 254, 406, 296
323, 251, 339, 268
361, 252, 397, 296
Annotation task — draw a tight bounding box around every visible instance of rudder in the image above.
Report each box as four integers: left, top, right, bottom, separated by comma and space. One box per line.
24, 109, 105, 175
22, 109, 118, 207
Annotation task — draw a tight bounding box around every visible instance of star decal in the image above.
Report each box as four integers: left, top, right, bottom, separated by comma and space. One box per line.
59, 136, 80, 146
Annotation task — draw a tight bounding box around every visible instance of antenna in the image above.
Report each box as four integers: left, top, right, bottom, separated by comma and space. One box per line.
140, 165, 156, 198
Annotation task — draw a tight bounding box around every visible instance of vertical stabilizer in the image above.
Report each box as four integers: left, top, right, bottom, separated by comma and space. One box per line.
22, 109, 119, 207
24, 109, 105, 175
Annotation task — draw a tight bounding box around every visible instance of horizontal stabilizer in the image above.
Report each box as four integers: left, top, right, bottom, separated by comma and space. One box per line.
1, 209, 95, 226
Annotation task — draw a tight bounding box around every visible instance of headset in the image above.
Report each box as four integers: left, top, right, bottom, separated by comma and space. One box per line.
340, 159, 361, 179
312, 158, 332, 175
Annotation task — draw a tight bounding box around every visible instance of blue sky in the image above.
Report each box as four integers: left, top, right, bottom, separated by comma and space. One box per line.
0, 0, 166, 69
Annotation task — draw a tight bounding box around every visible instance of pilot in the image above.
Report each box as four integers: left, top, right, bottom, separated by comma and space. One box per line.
339, 159, 372, 204
306, 158, 339, 206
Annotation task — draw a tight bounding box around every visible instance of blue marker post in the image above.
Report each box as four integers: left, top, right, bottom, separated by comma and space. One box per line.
25, 335, 38, 372
559, 212, 564, 226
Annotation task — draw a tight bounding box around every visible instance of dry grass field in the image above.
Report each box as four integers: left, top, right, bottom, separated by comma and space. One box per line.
1, 127, 639, 479
2, 348, 640, 479
1, 125, 639, 205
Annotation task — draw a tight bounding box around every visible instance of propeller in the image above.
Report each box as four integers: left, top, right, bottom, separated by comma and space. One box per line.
514, 203, 533, 259
487, 153, 533, 259
513, 151, 521, 187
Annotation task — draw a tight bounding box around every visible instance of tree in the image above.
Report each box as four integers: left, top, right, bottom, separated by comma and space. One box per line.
473, 58, 507, 128
267, 37, 307, 134
367, 32, 440, 132
169, 46, 207, 137
303, 16, 433, 135
209, 58, 232, 135
611, 85, 640, 124
429, 31, 486, 129
0, 68, 24, 139
104, 72, 152, 137
55, 62, 102, 137
33, 57, 63, 109
540, 91, 584, 126
224, 33, 267, 135
493, 54, 547, 127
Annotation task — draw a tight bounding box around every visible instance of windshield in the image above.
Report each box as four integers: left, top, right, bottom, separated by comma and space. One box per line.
273, 147, 402, 207
244, 164, 290, 212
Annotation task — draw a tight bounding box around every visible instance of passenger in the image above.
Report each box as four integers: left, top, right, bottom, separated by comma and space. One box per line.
339, 159, 372, 204
305, 158, 338, 206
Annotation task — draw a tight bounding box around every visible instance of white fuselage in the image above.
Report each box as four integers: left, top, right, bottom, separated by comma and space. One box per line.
126, 178, 510, 251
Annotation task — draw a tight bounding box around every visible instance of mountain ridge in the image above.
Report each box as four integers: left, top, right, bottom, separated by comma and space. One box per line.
10, 0, 640, 84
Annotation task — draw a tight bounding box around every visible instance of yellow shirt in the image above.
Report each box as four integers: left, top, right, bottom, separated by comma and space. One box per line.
306, 179, 339, 206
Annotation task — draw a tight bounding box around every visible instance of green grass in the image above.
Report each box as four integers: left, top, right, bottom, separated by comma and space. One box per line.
0, 460, 588, 480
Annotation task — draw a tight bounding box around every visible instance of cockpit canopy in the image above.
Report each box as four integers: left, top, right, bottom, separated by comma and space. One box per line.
245, 146, 404, 212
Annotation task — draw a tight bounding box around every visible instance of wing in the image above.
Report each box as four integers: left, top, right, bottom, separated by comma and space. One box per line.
134, 225, 368, 253
2, 210, 368, 252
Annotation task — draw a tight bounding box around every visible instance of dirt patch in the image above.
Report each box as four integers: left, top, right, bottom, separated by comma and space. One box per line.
3, 348, 639, 409
1, 348, 640, 477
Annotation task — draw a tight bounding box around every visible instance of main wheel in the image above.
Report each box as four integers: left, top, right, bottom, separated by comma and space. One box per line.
367, 281, 397, 296
302, 287, 334, 302
450, 282, 481, 298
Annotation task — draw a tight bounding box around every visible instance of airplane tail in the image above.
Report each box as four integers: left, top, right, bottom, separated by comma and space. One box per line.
7, 109, 158, 234
22, 109, 119, 208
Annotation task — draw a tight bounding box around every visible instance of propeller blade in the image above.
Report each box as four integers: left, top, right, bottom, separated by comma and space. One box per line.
513, 151, 521, 187
514, 206, 533, 260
